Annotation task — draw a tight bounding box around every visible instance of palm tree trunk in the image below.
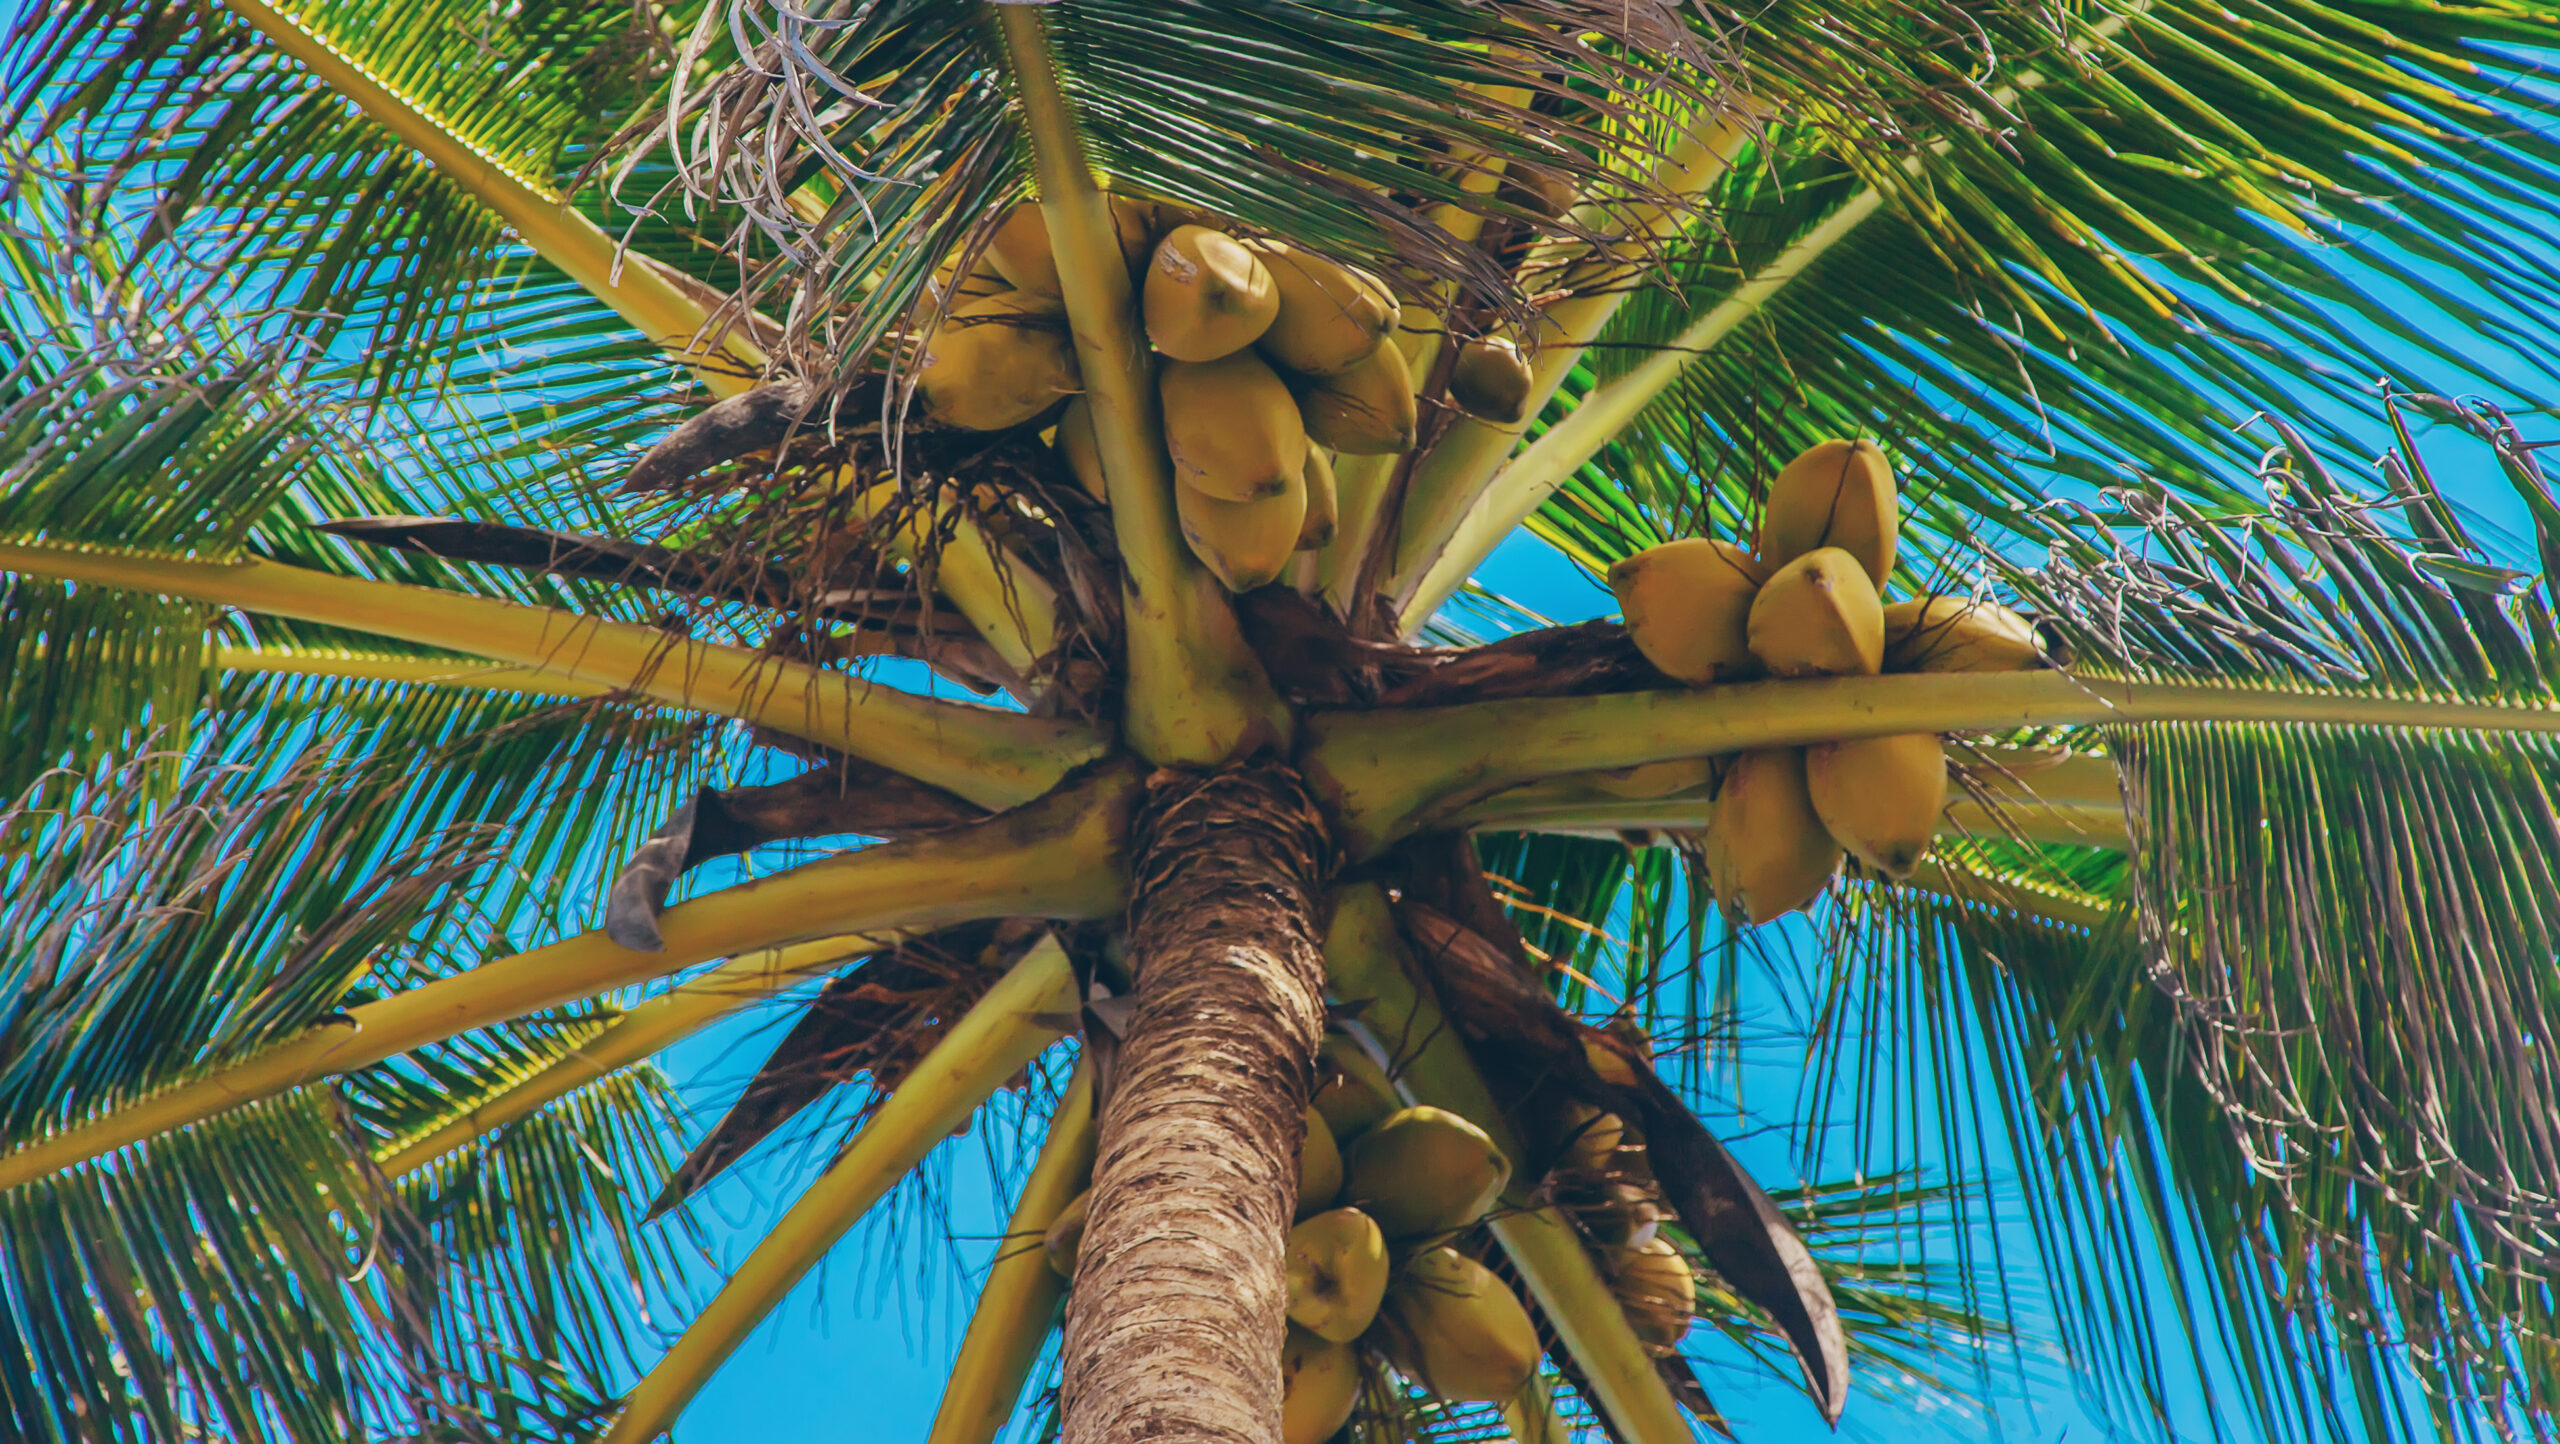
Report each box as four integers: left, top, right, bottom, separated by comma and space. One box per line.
1058, 764, 1333, 1444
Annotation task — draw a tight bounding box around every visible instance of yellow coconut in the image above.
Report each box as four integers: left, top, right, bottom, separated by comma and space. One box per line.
1145, 224, 1280, 362
1587, 758, 1717, 800
1287, 1207, 1391, 1343
1882, 595, 2043, 672
1702, 748, 1843, 924
983, 196, 1154, 296
1161, 349, 1309, 502
1313, 1038, 1399, 1146
1746, 546, 1884, 677
930, 247, 1014, 306
1296, 446, 1339, 551
1044, 1188, 1091, 1279
1246, 238, 1400, 376
1610, 1237, 1697, 1353
1757, 437, 1898, 585
1298, 343, 1418, 455
1609, 538, 1768, 686
1178, 475, 1307, 593
1341, 1106, 1510, 1240
1449, 336, 1534, 425
916, 291, 1080, 431
1299, 1104, 1344, 1217
1807, 732, 1946, 879
1053, 395, 1107, 500
1281, 1326, 1361, 1444
1378, 1247, 1542, 1403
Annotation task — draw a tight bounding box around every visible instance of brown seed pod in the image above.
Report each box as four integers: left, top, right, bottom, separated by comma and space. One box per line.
1448, 336, 1534, 424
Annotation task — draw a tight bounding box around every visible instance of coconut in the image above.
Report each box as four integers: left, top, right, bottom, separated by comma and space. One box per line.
1313, 1038, 1399, 1146
1610, 538, 1768, 685
1882, 595, 2043, 672
1145, 225, 1280, 362
983, 196, 1154, 296
1160, 349, 1308, 502
1609, 1237, 1697, 1353
1376, 1247, 1541, 1403
1448, 336, 1534, 424
1286, 1207, 1391, 1343
1178, 476, 1307, 593
1757, 437, 1897, 585
1245, 238, 1400, 376
1281, 1326, 1361, 1444
1702, 748, 1844, 923
1746, 547, 1884, 677
1298, 342, 1417, 455
1297, 446, 1339, 551
1299, 1105, 1344, 1216
1807, 732, 1946, 879
916, 291, 1079, 431
1341, 1106, 1510, 1240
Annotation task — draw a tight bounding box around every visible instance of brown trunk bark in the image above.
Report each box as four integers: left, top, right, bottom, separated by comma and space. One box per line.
1058, 763, 1333, 1444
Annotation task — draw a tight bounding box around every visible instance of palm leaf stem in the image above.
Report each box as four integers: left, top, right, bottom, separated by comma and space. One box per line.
993, 2, 1284, 763
213, 645, 617, 697
1458, 749, 2127, 847
1380, 110, 1758, 615
1903, 856, 2115, 931
1324, 884, 1694, 1444
215, 0, 768, 387
601, 936, 1078, 1444
0, 541, 1099, 807
378, 935, 889, 1179
1393, 12, 2144, 632
1314, 670, 2560, 855
0, 771, 1129, 1191
925, 1061, 1098, 1444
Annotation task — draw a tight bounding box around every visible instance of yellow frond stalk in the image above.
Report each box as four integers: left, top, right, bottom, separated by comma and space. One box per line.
380, 936, 893, 1179
0, 773, 1130, 1193
927, 1062, 1098, 1444
603, 937, 1080, 1443
0, 541, 1101, 808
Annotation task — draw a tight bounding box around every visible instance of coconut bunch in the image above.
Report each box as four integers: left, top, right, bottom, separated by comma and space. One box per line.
919, 193, 1539, 595
1607, 439, 2049, 923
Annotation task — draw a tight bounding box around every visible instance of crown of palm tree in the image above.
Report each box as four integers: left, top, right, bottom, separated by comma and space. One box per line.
7, 1, 2560, 1441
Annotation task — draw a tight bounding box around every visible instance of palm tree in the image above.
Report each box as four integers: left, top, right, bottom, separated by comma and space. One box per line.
8, 0, 2560, 1439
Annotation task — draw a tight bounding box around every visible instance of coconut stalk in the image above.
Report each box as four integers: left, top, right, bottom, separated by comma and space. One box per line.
603, 937, 1080, 1444
1311, 670, 2560, 856
993, 3, 1286, 766
0, 772, 1129, 1193
211, 646, 621, 698
1322, 885, 1695, 1444
927, 1062, 1098, 1444
379, 936, 890, 1178
0, 540, 1100, 808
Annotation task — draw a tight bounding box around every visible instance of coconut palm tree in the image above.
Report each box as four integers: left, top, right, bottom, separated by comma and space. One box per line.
8, 0, 2560, 1440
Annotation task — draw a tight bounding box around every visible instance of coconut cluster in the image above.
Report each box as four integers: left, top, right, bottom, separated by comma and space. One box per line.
917, 198, 1536, 592
1607, 439, 2047, 923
